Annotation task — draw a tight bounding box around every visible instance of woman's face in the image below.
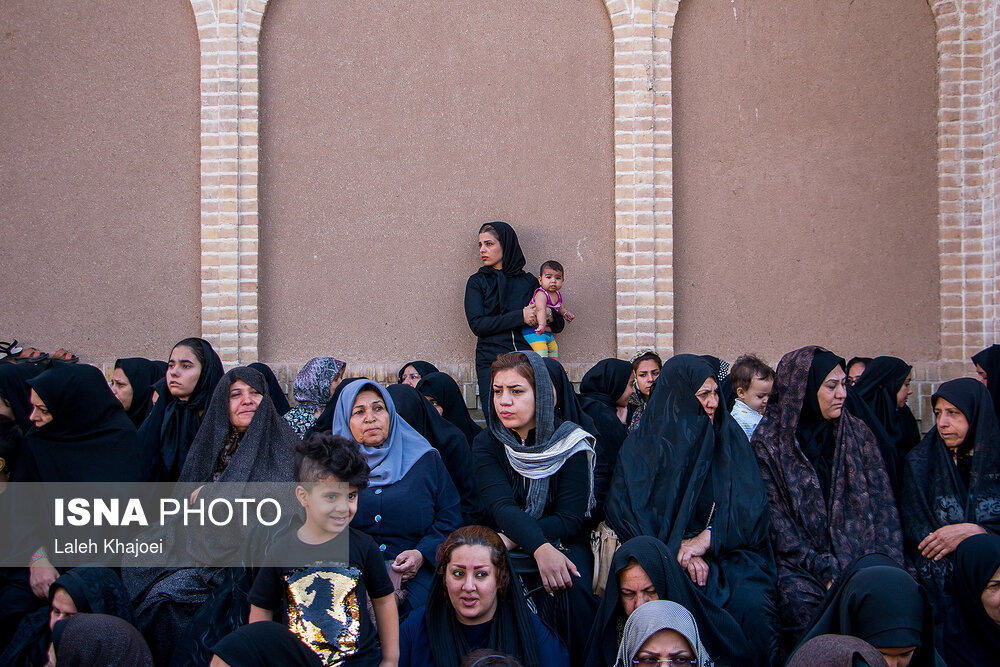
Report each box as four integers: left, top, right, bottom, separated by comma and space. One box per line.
817, 365, 848, 420
847, 361, 867, 386
444, 544, 500, 626
695, 377, 719, 421
878, 647, 917, 667
228, 379, 263, 433
330, 373, 343, 396
634, 629, 695, 666
982, 563, 1000, 625
28, 389, 53, 428
425, 395, 445, 416
616, 381, 636, 408
976, 363, 988, 386
618, 561, 659, 617
167, 345, 203, 401
492, 369, 536, 441
399, 365, 422, 388
478, 232, 503, 270
933, 397, 970, 451
896, 373, 913, 409
49, 587, 77, 630
0, 395, 13, 421
110, 367, 134, 411
349, 389, 391, 447
634, 360, 661, 398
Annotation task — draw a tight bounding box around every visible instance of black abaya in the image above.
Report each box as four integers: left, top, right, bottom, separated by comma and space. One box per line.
416, 371, 482, 446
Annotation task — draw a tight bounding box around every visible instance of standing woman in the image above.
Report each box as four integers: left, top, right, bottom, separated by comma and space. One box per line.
137, 337, 224, 481
464, 222, 563, 413
111, 358, 165, 429
899, 378, 999, 630
473, 351, 597, 663
972, 344, 1000, 422
750, 345, 903, 653
578, 358, 634, 508
416, 372, 482, 447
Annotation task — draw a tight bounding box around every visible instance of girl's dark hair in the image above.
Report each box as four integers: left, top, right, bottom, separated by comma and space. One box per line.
295, 432, 370, 488
0, 415, 22, 474
731, 354, 775, 392
436, 526, 512, 598
631, 351, 662, 372
460, 649, 524, 667
172, 337, 207, 367
490, 352, 535, 388
479, 223, 499, 239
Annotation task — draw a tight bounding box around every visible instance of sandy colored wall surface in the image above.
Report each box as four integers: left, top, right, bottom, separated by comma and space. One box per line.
672, 0, 940, 363
0, 0, 202, 362
256, 0, 617, 366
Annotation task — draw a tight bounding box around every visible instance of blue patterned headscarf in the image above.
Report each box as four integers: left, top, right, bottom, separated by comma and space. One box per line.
329, 380, 435, 487
293, 357, 346, 411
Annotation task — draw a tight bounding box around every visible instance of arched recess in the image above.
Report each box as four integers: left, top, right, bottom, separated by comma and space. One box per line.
255, 0, 616, 367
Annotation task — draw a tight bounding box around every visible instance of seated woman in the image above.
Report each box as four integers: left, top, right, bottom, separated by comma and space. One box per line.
942, 533, 1000, 666
795, 554, 940, 667
847, 356, 873, 387
900, 377, 999, 633
126, 367, 300, 665
583, 536, 755, 667
578, 358, 634, 507
417, 371, 482, 447
972, 344, 1000, 422
51, 613, 153, 667
386, 383, 484, 523
398, 361, 439, 388
137, 337, 224, 481
612, 600, 711, 667
248, 362, 291, 416
111, 357, 167, 429
399, 525, 569, 667
751, 346, 903, 652
473, 351, 597, 663
328, 379, 462, 613
788, 635, 890, 667
627, 349, 661, 432
284, 356, 346, 438
0, 568, 136, 666
605, 355, 777, 665
0, 363, 44, 432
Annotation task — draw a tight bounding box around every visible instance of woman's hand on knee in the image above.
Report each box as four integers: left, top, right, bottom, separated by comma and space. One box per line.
533, 543, 578, 595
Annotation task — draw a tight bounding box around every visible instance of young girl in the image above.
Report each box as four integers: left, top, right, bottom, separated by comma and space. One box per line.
523, 261, 574, 359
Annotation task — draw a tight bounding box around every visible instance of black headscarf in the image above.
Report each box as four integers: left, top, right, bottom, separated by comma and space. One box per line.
542, 358, 599, 439
796, 350, 847, 502
795, 554, 939, 667
943, 532, 1000, 666
178, 366, 298, 483
386, 383, 484, 523
580, 358, 633, 507
424, 544, 542, 667
700, 355, 735, 412
115, 357, 163, 428
848, 356, 921, 456
417, 371, 482, 446
304, 376, 366, 438
900, 377, 1000, 618
248, 362, 291, 415
137, 338, 224, 481
972, 344, 1000, 423
579, 359, 633, 411
14, 364, 141, 482
0, 363, 43, 432
210, 621, 323, 667
581, 536, 755, 667
477, 221, 528, 304
397, 360, 440, 384
52, 614, 153, 667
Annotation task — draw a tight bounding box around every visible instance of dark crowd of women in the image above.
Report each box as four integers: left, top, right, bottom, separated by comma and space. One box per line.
0, 221, 999, 667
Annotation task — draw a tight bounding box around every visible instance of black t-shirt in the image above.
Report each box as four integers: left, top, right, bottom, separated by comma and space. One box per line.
249, 526, 394, 666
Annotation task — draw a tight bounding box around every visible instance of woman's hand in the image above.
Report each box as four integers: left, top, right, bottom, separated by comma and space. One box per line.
30, 558, 59, 599
919, 523, 987, 561
391, 549, 424, 582
522, 306, 538, 327
562, 309, 575, 322
684, 555, 710, 587
677, 529, 711, 569
533, 543, 578, 595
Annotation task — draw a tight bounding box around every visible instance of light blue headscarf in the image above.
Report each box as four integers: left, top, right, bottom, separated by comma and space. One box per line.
329, 380, 435, 487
